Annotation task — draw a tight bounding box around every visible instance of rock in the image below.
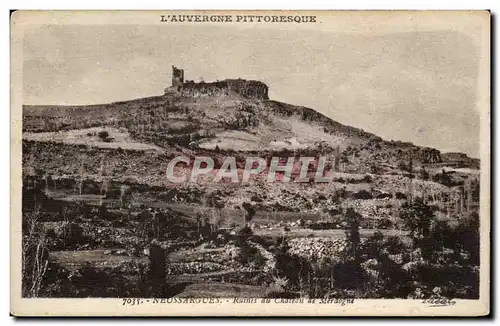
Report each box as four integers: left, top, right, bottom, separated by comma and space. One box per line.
287, 237, 354, 262
250, 223, 260, 230
432, 287, 443, 296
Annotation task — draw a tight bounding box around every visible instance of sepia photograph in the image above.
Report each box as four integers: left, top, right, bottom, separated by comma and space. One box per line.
10, 10, 490, 316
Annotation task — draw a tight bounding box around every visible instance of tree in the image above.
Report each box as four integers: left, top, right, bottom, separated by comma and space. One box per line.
148, 240, 166, 297
242, 202, 256, 225
361, 232, 410, 297
400, 197, 434, 241
22, 207, 50, 297
400, 197, 434, 261
327, 207, 366, 291
344, 207, 362, 262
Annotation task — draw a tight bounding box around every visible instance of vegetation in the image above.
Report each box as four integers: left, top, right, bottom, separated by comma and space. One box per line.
267, 198, 479, 299
22, 207, 50, 297
21, 86, 481, 300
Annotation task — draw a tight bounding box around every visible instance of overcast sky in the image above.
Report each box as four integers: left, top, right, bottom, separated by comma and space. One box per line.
22, 22, 484, 157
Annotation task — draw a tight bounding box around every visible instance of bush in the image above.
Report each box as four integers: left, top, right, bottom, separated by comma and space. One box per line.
419, 168, 429, 181
432, 169, 463, 187
235, 242, 261, 266
400, 198, 434, 242
351, 189, 373, 199
97, 130, 109, 140
309, 222, 337, 230
398, 161, 408, 172
273, 239, 312, 292
362, 175, 373, 183
395, 192, 407, 200
375, 218, 394, 229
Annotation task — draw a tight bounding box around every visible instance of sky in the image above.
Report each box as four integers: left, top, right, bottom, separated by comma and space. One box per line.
22, 20, 485, 158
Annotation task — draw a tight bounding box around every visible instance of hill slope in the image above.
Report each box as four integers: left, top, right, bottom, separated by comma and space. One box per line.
24, 82, 479, 166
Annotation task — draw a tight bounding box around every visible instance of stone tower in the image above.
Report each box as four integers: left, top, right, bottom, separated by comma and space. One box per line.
172, 65, 184, 90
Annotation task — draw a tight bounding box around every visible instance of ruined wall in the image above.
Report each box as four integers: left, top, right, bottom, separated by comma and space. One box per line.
180, 79, 269, 100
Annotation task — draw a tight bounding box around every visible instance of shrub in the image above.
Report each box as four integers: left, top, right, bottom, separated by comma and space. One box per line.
351, 189, 373, 199
97, 130, 109, 140
343, 207, 362, 262
235, 241, 260, 266
432, 169, 463, 187
242, 203, 256, 223
376, 218, 394, 230
398, 161, 408, 172
419, 167, 429, 181
309, 222, 337, 230
370, 164, 381, 174
400, 198, 434, 242
395, 192, 407, 200
362, 174, 373, 183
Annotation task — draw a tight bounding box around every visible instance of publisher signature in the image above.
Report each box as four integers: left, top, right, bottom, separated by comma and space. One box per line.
422, 297, 456, 307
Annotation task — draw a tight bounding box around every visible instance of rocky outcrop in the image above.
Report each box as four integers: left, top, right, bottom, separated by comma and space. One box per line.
418, 147, 442, 163
442, 152, 471, 162
287, 237, 351, 263
441, 152, 480, 169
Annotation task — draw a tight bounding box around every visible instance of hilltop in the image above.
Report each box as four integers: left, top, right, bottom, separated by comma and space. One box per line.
23, 73, 479, 216
23, 73, 478, 173
22, 66, 481, 209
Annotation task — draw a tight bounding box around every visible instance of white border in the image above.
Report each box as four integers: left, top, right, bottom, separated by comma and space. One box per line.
3, 1, 497, 324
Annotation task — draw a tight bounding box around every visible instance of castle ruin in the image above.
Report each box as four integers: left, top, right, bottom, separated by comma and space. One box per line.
171, 65, 184, 91
165, 65, 269, 100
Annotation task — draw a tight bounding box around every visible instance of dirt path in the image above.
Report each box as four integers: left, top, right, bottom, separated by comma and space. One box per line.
174, 282, 273, 298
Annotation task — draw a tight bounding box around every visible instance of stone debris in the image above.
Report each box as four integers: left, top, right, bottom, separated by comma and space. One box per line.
166, 261, 228, 275
287, 237, 351, 262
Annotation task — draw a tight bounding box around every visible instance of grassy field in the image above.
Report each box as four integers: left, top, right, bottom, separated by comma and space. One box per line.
49, 250, 147, 271
23, 127, 165, 152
